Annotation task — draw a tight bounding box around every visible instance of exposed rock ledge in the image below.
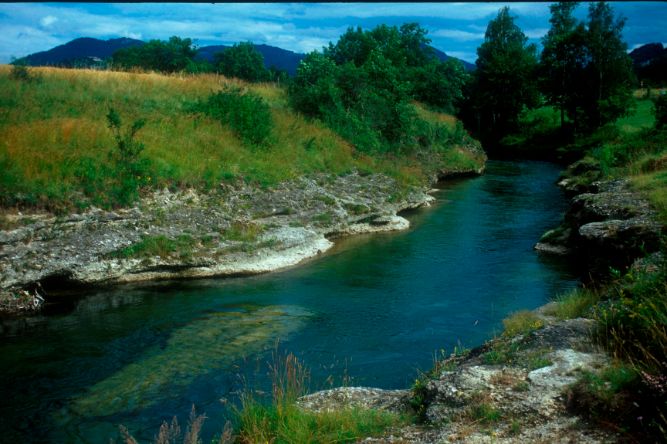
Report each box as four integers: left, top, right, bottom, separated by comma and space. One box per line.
1, 171, 451, 313
298, 315, 618, 443
535, 179, 663, 275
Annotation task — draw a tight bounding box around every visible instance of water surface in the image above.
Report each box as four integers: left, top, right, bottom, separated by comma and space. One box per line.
0, 160, 577, 442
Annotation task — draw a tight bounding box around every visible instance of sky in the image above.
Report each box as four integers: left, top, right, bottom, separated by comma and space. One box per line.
1, 2, 666, 65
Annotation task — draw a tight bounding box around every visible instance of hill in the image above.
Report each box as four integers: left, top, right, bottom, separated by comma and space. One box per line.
0, 65, 483, 211
196, 44, 306, 76
430, 46, 475, 71
17, 37, 143, 66
629, 42, 667, 86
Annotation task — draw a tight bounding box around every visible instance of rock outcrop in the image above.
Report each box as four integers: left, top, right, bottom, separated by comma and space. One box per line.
0, 172, 442, 313
535, 178, 663, 275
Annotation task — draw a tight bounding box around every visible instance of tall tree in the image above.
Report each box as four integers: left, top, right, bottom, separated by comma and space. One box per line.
469, 7, 539, 141
540, 2, 587, 132
215, 42, 269, 82
582, 1, 635, 129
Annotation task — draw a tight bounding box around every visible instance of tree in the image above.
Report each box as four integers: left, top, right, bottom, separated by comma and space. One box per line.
581, 1, 635, 129
215, 42, 269, 82
288, 52, 341, 117
540, 2, 587, 132
412, 59, 468, 113
468, 7, 539, 141
112, 36, 197, 73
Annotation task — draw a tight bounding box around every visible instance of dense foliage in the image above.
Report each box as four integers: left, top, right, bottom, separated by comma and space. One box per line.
289, 23, 469, 154
463, 7, 539, 144
214, 42, 270, 82
193, 88, 273, 146
112, 36, 198, 73
464, 1, 636, 148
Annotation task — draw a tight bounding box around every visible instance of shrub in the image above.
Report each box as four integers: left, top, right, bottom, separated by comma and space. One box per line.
9, 62, 34, 82
105, 108, 151, 207
654, 94, 667, 129
196, 88, 273, 146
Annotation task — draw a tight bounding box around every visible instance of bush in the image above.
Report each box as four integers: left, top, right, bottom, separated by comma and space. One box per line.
654, 94, 667, 129
196, 88, 273, 146
9, 63, 33, 82
104, 108, 151, 207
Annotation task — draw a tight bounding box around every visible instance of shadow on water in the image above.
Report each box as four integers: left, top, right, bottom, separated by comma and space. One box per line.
0, 160, 578, 443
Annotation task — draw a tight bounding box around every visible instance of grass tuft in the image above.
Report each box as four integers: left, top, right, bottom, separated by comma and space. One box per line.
545, 287, 602, 320
502, 310, 544, 337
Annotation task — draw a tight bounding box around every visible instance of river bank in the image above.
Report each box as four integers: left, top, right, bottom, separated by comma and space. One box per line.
0, 150, 486, 315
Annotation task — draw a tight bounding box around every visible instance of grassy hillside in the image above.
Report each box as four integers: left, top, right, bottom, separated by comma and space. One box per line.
0, 65, 481, 212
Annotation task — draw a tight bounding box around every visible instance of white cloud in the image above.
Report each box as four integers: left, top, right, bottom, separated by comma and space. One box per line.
39, 15, 58, 27
524, 28, 549, 39
432, 29, 483, 42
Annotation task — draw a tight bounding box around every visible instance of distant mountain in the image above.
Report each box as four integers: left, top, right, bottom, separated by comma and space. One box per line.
17, 37, 475, 76
196, 44, 306, 76
629, 42, 667, 85
428, 46, 475, 71
629, 42, 665, 67
18, 37, 143, 66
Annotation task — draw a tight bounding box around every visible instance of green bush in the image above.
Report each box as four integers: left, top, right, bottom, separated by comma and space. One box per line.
654, 94, 667, 129
9, 63, 34, 82
104, 108, 151, 207
196, 88, 273, 146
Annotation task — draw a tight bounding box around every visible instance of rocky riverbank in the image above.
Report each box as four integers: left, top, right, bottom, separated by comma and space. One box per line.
0, 159, 485, 315
535, 158, 664, 276
298, 312, 618, 443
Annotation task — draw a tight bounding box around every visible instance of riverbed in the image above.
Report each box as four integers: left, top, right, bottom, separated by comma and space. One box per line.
0, 160, 578, 442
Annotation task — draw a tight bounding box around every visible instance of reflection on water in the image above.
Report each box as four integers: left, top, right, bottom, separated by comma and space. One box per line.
0, 161, 578, 443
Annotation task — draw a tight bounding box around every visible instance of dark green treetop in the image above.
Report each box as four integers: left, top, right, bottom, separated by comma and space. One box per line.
215, 42, 270, 82
468, 6, 539, 141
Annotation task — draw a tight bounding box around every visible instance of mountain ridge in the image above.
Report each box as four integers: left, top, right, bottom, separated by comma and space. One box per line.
16, 36, 475, 74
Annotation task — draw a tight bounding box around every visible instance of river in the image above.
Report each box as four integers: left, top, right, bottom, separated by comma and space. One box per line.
0, 160, 578, 442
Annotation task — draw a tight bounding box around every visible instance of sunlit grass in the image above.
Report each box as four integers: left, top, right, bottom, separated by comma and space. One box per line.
1, 65, 480, 210
616, 98, 655, 134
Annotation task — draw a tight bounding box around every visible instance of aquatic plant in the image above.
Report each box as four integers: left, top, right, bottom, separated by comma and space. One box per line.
71, 305, 310, 417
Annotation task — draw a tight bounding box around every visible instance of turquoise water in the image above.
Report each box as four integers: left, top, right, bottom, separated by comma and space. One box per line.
0, 161, 577, 442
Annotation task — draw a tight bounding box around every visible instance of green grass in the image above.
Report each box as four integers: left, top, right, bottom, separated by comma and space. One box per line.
107, 234, 196, 259
467, 402, 502, 424
221, 221, 263, 243
234, 352, 411, 443
631, 169, 667, 223
236, 401, 408, 444
615, 98, 655, 133
545, 287, 602, 320
501, 310, 544, 337
575, 253, 667, 440
0, 65, 484, 211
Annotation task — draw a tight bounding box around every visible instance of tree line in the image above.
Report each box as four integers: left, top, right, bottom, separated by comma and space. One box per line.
463, 1, 636, 147
105, 1, 640, 155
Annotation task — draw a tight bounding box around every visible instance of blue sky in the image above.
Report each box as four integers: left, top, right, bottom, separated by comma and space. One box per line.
1, 2, 666, 64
